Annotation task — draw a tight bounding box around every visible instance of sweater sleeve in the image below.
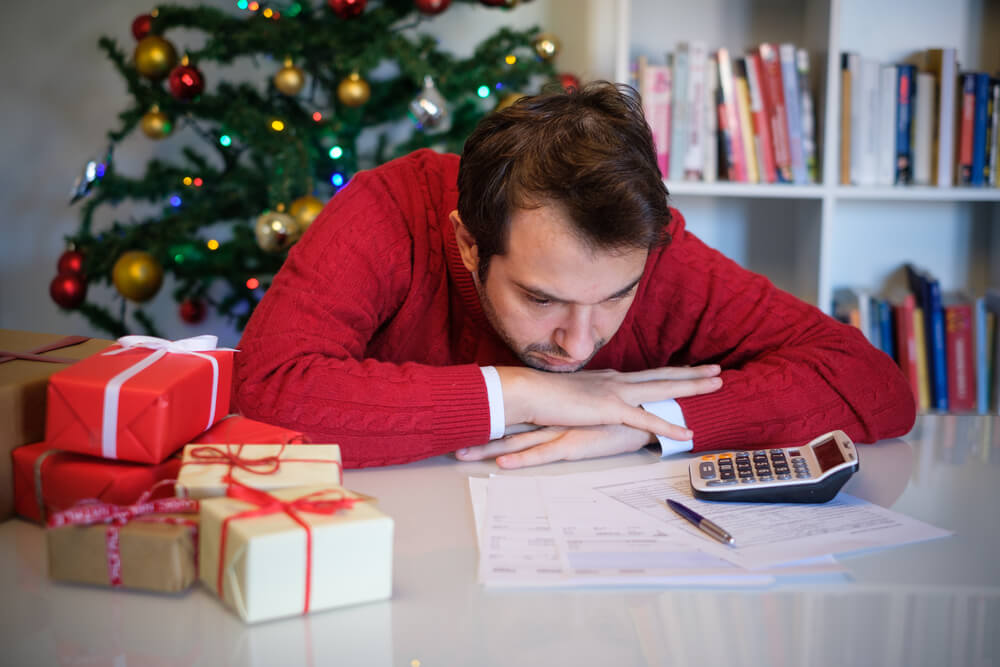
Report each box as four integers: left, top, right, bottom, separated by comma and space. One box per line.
639, 210, 916, 451
232, 163, 491, 468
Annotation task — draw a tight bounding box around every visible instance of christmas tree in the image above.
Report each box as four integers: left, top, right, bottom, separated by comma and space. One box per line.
51, 0, 567, 338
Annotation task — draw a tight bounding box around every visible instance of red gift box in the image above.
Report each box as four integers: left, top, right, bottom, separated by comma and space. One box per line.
190, 414, 305, 445
44, 335, 234, 464
12, 442, 182, 524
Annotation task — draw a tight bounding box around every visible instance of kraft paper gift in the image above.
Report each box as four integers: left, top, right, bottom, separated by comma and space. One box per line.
0, 330, 113, 520
200, 482, 393, 623
45, 335, 234, 464
176, 443, 342, 499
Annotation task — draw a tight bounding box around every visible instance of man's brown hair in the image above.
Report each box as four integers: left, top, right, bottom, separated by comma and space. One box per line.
457, 81, 671, 281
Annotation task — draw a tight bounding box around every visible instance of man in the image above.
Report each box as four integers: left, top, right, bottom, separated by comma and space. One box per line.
234, 82, 915, 469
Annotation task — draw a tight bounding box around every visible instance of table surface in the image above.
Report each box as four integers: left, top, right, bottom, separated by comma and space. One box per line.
2, 415, 998, 667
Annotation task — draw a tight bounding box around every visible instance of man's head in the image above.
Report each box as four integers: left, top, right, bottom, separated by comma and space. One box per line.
452, 82, 671, 372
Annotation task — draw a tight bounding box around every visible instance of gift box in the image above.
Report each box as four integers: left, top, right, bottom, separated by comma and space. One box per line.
46, 488, 199, 593
176, 443, 342, 499
0, 330, 113, 520
12, 442, 182, 523
45, 335, 234, 464
190, 414, 305, 446
200, 481, 394, 623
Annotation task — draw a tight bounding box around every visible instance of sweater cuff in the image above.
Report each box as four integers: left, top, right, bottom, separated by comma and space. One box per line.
479, 366, 506, 440
641, 399, 693, 456
429, 364, 493, 443
677, 393, 755, 452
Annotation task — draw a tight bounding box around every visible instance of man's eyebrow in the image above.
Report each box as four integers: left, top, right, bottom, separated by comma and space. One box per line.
514, 276, 643, 304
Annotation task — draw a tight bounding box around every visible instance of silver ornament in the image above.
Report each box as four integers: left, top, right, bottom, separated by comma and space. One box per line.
69, 144, 113, 204
408, 75, 451, 133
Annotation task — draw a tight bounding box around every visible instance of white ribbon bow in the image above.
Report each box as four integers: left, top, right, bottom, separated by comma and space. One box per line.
100, 335, 237, 459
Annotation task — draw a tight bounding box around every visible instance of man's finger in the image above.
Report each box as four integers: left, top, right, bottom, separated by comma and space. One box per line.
622, 405, 693, 440
455, 428, 565, 461
496, 440, 567, 469
619, 365, 721, 383
624, 376, 723, 404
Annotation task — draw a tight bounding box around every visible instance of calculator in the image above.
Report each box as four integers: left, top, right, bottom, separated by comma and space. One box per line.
688, 430, 859, 503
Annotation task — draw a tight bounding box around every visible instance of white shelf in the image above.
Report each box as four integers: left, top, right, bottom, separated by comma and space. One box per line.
833, 186, 1000, 202
665, 182, 826, 200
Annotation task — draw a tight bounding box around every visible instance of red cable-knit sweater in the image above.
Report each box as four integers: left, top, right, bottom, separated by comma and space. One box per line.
234, 149, 915, 468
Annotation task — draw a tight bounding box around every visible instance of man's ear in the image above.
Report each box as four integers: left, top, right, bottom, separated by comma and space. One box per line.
450, 210, 479, 275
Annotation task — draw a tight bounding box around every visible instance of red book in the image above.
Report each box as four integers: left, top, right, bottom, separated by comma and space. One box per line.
759, 43, 793, 183
744, 52, 778, 183
12, 442, 182, 523
944, 299, 976, 411
893, 294, 920, 410
716, 48, 748, 181
957, 73, 976, 185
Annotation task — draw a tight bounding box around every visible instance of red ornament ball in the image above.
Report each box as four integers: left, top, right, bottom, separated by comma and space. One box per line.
328, 0, 366, 18
50, 272, 87, 309
415, 0, 450, 14
179, 298, 207, 325
57, 249, 85, 275
131, 14, 153, 41
559, 72, 581, 92
168, 63, 205, 101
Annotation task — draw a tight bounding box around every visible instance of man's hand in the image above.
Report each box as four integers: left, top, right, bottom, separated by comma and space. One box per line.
497, 364, 722, 441
455, 423, 657, 468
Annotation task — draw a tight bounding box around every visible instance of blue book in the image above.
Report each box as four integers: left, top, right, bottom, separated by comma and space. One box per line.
975, 296, 988, 414
878, 299, 896, 361
895, 64, 916, 184
779, 44, 808, 184
926, 278, 949, 411
971, 72, 991, 186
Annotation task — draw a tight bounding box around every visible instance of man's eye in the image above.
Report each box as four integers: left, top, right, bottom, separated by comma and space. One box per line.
527, 295, 551, 306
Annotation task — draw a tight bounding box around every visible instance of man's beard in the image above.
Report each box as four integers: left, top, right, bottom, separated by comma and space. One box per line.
475, 277, 604, 373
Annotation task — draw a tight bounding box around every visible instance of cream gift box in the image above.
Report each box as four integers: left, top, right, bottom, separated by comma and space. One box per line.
175, 443, 342, 499
199, 482, 393, 623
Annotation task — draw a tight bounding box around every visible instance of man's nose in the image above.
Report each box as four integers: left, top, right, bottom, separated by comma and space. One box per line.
555, 306, 596, 361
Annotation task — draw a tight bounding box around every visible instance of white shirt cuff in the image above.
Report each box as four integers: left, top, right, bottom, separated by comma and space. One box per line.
640, 399, 693, 457
479, 366, 506, 441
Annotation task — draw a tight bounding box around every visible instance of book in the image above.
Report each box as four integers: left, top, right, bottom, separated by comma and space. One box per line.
988, 77, 999, 187
780, 43, 808, 184
894, 294, 922, 410
974, 295, 990, 414
733, 58, 760, 183
847, 52, 864, 184
878, 298, 896, 360
895, 64, 917, 185
637, 56, 672, 178
670, 44, 690, 181
683, 41, 709, 181
878, 65, 898, 186
856, 58, 882, 186
907, 264, 948, 411
716, 48, 747, 182
913, 71, 935, 185
703, 54, 719, 183
796, 48, 818, 183
986, 290, 1000, 412
925, 48, 958, 187
761, 44, 792, 183
833, 287, 875, 347
957, 72, 977, 185
971, 72, 991, 186
944, 295, 976, 412
839, 52, 853, 185
744, 52, 778, 183
913, 305, 932, 411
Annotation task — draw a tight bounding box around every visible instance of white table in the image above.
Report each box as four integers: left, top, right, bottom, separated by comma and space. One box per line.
2, 415, 998, 667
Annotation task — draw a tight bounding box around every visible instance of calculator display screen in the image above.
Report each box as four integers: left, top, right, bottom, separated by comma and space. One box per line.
813, 437, 845, 472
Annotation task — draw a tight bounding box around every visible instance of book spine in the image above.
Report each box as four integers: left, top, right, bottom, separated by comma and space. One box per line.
762, 44, 792, 183
684, 41, 708, 181
796, 48, 818, 183
715, 75, 736, 181
734, 58, 760, 183
848, 52, 864, 184
913, 72, 935, 185
927, 279, 949, 411
971, 72, 990, 186
780, 43, 808, 184
988, 77, 999, 187
958, 72, 977, 185
639, 58, 672, 178
895, 64, 916, 185
669, 45, 690, 181
879, 299, 896, 360
717, 48, 748, 181
894, 294, 921, 411
879, 65, 898, 186
975, 296, 989, 414
945, 302, 976, 412
935, 49, 958, 186
859, 59, 882, 186
840, 53, 852, 185
703, 54, 719, 183
913, 306, 932, 411
745, 52, 778, 183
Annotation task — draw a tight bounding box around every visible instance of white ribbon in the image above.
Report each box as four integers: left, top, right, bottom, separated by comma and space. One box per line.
100, 335, 237, 459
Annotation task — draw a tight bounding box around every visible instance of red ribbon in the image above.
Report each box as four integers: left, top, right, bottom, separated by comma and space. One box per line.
217, 477, 358, 614
47, 480, 199, 587
0, 335, 91, 365
180, 442, 343, 489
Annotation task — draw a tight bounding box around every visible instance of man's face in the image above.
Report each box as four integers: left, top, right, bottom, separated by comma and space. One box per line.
453, 204, 648, 373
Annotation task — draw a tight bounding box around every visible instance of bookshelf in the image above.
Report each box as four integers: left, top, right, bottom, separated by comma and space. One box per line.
612, 0, 1000, 313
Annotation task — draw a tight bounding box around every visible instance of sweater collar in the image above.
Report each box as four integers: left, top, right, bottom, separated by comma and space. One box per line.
443, 216, 492, 331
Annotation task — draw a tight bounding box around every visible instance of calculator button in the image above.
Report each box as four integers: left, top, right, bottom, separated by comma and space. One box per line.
698, 462, 717, 480
720, 470, 736, 481
777, 473, 792, 480
795, 473, 810, 479
707, 479, 738, 487
740, 477, 757, 484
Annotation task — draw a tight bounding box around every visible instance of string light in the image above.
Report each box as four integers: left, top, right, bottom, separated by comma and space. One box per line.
248, 1, 260, 10
170, 195, 182, 207
270, 119, 285, 132
312, 111, 323, 122
236, 0, 248, 8
477, 85, 490, 98
262, 7, 273, 17
330, 173, 344, 187
174, 253, 185, 264
505, 54, 517, 65
246, 277, 260, 290
287, 3, 302, 16
220, 134, 232, 146
328, 146, 343, 159
193, 177, 204, 187
207, 239, 220, 251
183, 176, 193, 186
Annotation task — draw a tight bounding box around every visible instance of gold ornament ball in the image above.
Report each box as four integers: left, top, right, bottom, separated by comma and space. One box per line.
112, 250, 164, 302
337, 73, 371, 108
255, 210, 301, 253
289, 195, 325, 231
532, 33, 560, 61
140, 107, 172, 140
496, 92, 525, 111
274, 59, 306, 96
134, 35, 178, 79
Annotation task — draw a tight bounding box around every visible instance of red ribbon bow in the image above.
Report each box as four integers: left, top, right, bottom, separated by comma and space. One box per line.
0, 335, 91, 365
47, 480, 198, 587
217, 477, 359, 614
182, 441, 342, 487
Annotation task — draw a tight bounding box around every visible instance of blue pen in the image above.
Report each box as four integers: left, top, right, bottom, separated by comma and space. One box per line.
666, 498, 735, 546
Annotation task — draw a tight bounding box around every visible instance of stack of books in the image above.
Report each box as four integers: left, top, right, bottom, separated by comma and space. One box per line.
635, 41, 818, 184
834, 269, 1000, 414
840, 48, 1000, 187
